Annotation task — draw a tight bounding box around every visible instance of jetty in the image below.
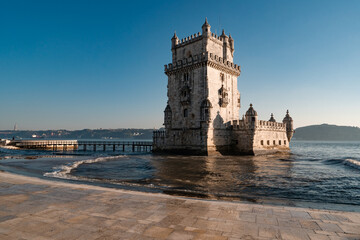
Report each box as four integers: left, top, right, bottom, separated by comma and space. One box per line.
9, 140, 153, 152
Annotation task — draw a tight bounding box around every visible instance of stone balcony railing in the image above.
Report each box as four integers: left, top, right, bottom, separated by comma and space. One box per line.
164, 52, 240, 75
228, 120, 286, 131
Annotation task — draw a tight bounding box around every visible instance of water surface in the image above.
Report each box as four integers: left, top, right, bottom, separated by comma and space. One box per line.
1, 140, 359, 211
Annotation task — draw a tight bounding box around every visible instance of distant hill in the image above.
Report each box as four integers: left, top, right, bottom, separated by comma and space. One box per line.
3, 124, 360, 141
294, 124, 360, 141
0, 128, 158, 140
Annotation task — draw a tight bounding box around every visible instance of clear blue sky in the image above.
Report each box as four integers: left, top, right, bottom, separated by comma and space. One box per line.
1, 0, 359, 130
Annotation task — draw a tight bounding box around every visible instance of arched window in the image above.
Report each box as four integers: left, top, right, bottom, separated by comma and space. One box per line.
186, 51, 192, 58
183, 109, 188, 118
180, 86, 191, 105
220, 73, 225, 83
183, 72, 190, 82
201, 99, 212, 121
164, 105, 172, 127
182, 72, 190, 86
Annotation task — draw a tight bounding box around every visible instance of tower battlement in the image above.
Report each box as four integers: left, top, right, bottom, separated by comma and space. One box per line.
164, 52, 240, 75
171, 19, 235, 64
173, 32, 202, 47
172, 31, 233, 47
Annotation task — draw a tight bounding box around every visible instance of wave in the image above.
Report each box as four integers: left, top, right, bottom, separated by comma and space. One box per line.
44, 155, 124, 179
323, 159, 344, 165
344, 159, 360, 170
322, 158, 360, 170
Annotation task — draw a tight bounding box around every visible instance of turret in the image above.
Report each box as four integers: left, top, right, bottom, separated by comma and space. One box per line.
220, 29, 228, 40
269, 113, 276, 122
171, 31, 179, 49
245, 104, 258, 128
202, 17, 211, 37
229, 33, 234, 55
282, 110, 294, 142
221, 29, 229, 60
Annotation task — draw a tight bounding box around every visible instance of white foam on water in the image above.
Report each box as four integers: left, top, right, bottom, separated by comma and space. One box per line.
344, 159, 360, 170
44, 155, 124, 179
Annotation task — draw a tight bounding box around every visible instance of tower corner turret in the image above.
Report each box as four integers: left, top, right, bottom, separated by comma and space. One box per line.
202, 17, 211, 37
171, 31, 179, 49
245, 104, 258, 128
282, 110, 294, 142
269, 113, 276, 122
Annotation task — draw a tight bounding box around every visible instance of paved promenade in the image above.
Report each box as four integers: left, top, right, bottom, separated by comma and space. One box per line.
0, 172, 359, 240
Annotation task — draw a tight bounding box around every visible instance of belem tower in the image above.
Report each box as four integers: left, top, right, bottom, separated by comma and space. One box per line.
153, 19, 294, 155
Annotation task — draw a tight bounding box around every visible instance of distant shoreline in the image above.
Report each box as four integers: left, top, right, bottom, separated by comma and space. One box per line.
2, 123, 360, 141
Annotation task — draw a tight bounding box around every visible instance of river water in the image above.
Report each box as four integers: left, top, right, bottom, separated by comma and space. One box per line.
1, 140, 359, 211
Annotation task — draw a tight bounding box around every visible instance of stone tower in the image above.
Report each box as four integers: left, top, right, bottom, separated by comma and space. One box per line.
154, 19, 241, 154
153, 19, 293, 155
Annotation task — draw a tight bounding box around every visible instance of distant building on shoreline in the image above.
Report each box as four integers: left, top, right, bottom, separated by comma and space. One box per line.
153, 19, 293, 155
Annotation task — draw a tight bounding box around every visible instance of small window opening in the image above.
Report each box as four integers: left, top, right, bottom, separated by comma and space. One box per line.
284, 140, 287, 145
261, 140, 264, 145
186, 51, 192, 58
267, 140, 270, 145
279, 140, 281, 145
273, 140, 276, 145
184, 109, 188, 118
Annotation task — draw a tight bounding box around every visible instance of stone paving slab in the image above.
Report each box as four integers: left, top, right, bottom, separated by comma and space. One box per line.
0, 171, 360, 240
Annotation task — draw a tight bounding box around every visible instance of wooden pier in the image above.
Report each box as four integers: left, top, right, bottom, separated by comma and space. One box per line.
11, 140, 153, 152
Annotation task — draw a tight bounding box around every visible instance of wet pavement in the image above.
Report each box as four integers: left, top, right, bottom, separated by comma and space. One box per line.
0, 172, 360, 240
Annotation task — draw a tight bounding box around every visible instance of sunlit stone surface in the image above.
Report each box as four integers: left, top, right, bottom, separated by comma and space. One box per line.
0, 172, 359, 239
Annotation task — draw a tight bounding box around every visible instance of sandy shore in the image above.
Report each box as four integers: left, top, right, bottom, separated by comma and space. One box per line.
0, 171, 360, 240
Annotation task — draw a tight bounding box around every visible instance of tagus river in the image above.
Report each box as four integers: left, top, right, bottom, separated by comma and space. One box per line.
1, 140, 360, 212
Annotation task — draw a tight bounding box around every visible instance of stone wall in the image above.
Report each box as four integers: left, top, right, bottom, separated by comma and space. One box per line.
229, 120, 290, 155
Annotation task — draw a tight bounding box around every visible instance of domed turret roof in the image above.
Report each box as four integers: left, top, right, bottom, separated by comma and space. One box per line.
172, 31, 178, 40
283, 110, 293, 122
245, 104, 257, 116
269, 113, 276, 122
202, 17, 210, 28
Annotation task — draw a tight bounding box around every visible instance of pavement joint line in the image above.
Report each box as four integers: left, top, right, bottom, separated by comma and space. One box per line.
0, 171, 360, 239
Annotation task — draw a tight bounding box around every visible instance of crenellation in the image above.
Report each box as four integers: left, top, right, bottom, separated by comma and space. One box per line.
165, 52, 240, 75
174, 32, 203, 48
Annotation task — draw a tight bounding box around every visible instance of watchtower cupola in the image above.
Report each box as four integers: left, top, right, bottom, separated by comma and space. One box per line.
202, 18, 211, 37
269, 113, 276, 122
245, 104, 258, 126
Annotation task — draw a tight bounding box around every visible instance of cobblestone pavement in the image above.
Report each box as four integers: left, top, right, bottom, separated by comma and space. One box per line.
0, 172, 360, 240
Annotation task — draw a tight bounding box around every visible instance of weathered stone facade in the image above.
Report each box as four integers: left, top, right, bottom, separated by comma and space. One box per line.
153, 19, 294, 155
